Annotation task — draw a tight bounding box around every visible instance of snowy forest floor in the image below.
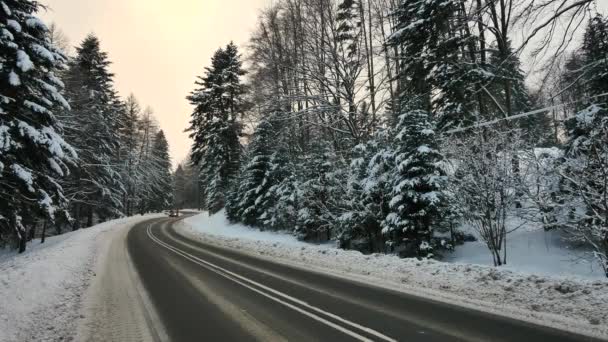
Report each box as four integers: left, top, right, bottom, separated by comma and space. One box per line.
0, 214, 164, 342
179, 211, 608, 340
446, 220, 606, 279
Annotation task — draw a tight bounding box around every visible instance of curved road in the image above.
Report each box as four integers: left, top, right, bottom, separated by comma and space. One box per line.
126, 216, 600, 342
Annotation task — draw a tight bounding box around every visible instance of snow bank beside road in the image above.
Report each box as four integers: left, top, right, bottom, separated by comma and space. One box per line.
183, 210, 315, 247
179, 211, 608, 339
0, 214, 163, 342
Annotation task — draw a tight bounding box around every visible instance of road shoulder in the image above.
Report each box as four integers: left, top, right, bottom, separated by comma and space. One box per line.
75, 218, 169, 342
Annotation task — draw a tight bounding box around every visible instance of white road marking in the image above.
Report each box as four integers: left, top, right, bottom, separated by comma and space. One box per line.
146, 225, 397, 342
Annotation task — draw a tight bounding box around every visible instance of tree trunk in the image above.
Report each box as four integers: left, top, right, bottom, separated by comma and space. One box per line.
27, 224, 35, 241
495, 252, 503, 266
41, 220, 48, 244
73, 202, 81, 231
87, 207, 93, 227
18, 234, 26, 253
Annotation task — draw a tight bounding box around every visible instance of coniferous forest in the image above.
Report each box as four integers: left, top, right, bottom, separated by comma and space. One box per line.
183, 0, 608, 276
0, 1, 173, 252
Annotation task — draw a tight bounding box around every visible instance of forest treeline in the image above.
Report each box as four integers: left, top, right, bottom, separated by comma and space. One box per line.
184, 0, 608, 276
0, 1, 173, 252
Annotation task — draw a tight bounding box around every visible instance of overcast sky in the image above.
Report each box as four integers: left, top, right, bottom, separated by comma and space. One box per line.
41, 0, 268, 167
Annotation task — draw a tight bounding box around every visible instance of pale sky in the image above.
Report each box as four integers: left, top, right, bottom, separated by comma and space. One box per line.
41, 0, 268, 167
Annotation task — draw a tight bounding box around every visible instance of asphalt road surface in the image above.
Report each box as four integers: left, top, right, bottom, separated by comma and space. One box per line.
126, 216, 601, 342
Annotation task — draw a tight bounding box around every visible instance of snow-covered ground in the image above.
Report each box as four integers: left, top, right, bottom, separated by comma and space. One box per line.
182, 210, 312, 247
179, 211, 608, 339
0, 214, 163, 342
445, 223, 606, 279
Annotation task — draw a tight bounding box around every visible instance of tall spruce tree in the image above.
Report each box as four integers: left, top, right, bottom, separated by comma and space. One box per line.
389, 0, 463, 116
385, 1, 451, 257
560, 14, 608, 275
295, 144, 344, 241
62, 34, 124, 226
117, 94, 141, 215
257, 146, 295, 230
149, 130, 172, 212
383, 110, 447, 258
338, 131, 394, 253
581, 14, 608, 100
0, 0, 77, 252
187, 42, 246, 214
172, 164, 187, 210
226, 119, 273, 225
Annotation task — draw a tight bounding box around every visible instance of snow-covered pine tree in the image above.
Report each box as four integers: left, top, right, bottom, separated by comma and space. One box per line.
295, 143, 344, 241
226, 119, 273, 226
335, 0, 363, 134
0, 0, 77, 252
421, 0, 483, 129
132, 107, 159, 214
382, 110, 447, 258
336, 0, 361, 54
61, 34, 124, 227
384, 1, 452, 258
562, 15, 608, 149
561, 104, 608, 277
116, 94, 141, 215
187, 43, 246, 214
172, 164, 187, 210
581, 14, 608, 102
486, 42, 531, 117
559, 52, 587, 114
559, 14, 608, 277
388, 0, 463, 118
338, 131, 395, 253
184, 155, 204, 210
485, 42, 553, 144
149, 130, 172, 212
257, 146, 296, 230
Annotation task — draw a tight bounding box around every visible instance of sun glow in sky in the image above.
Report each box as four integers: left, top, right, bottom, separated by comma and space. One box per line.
41, 0, 268, 167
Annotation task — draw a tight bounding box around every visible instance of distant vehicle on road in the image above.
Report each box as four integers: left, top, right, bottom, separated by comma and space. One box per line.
168, 210, 179, 217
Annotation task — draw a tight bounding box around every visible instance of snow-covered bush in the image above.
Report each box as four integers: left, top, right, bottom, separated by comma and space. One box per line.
450, 128, 522, 266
